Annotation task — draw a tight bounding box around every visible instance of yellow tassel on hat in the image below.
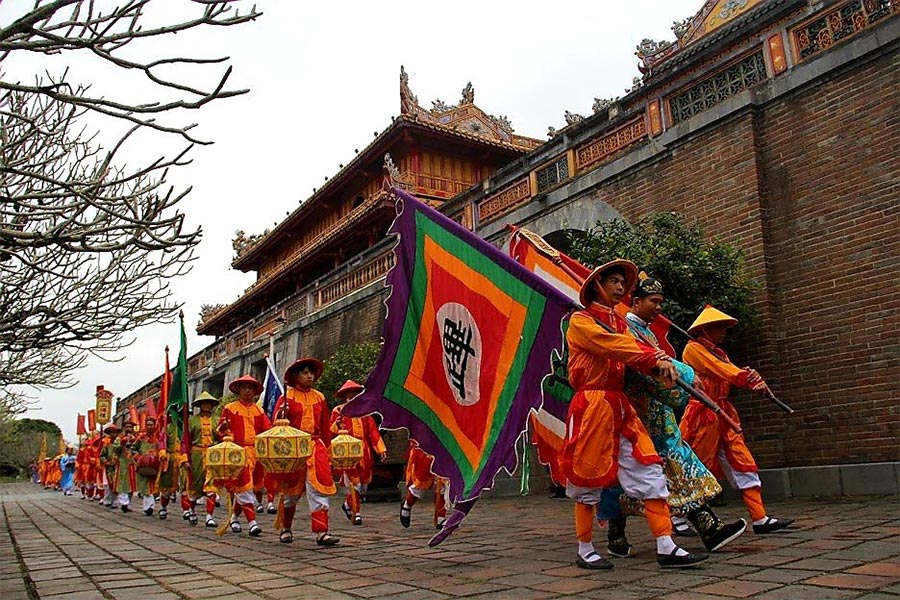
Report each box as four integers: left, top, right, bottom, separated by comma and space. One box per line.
688, 304, 738, 333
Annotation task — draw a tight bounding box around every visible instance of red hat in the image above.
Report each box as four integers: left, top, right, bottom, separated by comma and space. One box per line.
229, 374, 263, 395
335, 380, 364, 400
284, 357, 324, 387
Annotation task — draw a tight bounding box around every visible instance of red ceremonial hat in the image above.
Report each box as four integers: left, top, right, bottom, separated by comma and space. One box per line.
283, 357, 324, 387
229, 374, 263, 395
335, 380, 364, 400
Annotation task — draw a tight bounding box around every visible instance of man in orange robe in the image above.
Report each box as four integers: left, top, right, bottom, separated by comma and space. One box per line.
399, 441, 449, 530
218, 375, 271, 537
680, 305, 794, 534
330, 380, 387, 526
271, 358, 340, 546
564, 259, 706, 570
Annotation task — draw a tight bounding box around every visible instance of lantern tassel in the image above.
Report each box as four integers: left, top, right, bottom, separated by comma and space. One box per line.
216, 492, 232, 537
273, 493, 285, 531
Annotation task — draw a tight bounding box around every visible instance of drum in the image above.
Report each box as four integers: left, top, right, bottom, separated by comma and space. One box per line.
136, 454, 160, 477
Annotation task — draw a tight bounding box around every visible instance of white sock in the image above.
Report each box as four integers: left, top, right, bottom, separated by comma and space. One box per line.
578, 541, 600, 561
753, 516, 774, 526
248, 519, 258, 528
657, 535, 688, 556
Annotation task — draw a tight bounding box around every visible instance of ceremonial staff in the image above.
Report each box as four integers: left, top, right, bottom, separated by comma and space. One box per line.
513, 227, 743, 434
655, 314, 794, 414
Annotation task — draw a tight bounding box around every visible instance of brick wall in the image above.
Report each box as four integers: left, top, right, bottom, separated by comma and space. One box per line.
757, 49, 900, 466
299, 289, 389, 361
562, 49, 899, 468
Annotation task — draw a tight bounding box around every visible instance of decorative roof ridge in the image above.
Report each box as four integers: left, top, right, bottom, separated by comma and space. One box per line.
399, 65, 542, 149
636, 0, 794, 77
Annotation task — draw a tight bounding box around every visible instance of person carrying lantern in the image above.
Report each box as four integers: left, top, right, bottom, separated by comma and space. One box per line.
330, 380, 387, 526
270, 357, 340, 546
217, 375, 272, 538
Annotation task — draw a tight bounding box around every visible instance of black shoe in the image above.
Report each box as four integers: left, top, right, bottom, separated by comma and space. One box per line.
607, 518, 633, 557
753, 517, 794, 534
188, 513, 198, 526
159, 508, 168, 520
607, 539, 634, 558
266, 503, 277, 515
248, 523, 262, 537
657, 549, 709, 568
342, 502, 353, 522
279, 529, 293, 544
353, 515, 363, 526
143, 508, 154, 516
120, 505, 130, 513
316, 533, 340, 547
702, 518, 747, 551
576, 552, 613, 570
399, 504, 411, 528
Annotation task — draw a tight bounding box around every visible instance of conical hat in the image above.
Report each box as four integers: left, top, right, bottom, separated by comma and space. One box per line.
193, 391, 219, 407
228, 374, 263, 395
688, 304, 738, 333
335, 380, 364, 400
579, 259, 638, 307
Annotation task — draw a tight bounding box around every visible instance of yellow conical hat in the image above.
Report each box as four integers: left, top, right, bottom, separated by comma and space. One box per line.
688, 304, 738, 333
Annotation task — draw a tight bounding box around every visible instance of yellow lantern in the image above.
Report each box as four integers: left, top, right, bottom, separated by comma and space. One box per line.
205, 435, 246, 481
254, 419, 312, 474
330, 429, 364, 470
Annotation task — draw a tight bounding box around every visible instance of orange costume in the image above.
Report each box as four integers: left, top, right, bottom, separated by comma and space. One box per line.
400, 442, 449, 529
679, 305, 793, 534
563, 306, 663, 488
680, 339, 759, 478
219, 376, 272, 536
219, 399, 271, 495
330, 380, 387, 525
271, 357, 340, 546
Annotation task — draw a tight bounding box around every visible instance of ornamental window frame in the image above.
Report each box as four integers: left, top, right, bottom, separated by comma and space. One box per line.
665, 47, 770, 126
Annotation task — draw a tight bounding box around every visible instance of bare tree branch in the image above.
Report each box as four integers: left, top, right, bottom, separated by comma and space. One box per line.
0, 1, 260, 411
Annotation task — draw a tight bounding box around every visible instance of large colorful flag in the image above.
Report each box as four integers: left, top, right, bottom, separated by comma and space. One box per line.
343, 188, 574, 546
167, 311, 190, 453
260, 355, 284, 419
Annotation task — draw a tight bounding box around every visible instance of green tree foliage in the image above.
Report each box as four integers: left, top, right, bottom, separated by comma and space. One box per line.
318, 341, 383, 408
568, 213, 758, 346
0, 418, 62, 475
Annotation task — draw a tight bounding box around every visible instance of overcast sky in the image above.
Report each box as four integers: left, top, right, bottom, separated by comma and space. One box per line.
3, 0, 702, 442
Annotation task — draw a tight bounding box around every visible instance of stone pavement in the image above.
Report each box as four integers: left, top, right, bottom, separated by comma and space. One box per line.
0, 483, 898, 600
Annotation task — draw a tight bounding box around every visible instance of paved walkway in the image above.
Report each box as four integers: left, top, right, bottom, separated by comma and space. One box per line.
0, 483, 897, 599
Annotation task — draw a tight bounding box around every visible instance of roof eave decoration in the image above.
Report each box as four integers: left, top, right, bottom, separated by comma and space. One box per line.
637, 0, 766, 75
399, 65, 540, 151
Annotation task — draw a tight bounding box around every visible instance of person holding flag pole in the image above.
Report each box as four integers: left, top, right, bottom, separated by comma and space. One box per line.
563, 259, 708, 569
680, 305, 794, 535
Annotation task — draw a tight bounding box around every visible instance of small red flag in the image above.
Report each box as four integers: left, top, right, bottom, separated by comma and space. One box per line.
128, 405, 139, 428
87, 409, 96, 432
76, 413, 86, 436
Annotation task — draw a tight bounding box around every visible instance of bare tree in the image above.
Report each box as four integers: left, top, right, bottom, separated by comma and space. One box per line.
0, 1, 261, 409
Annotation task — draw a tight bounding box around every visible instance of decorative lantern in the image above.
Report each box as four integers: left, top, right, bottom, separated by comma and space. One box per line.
205, 435, 246, 482
254, 419, 312, 474
330, 429, 364, 470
